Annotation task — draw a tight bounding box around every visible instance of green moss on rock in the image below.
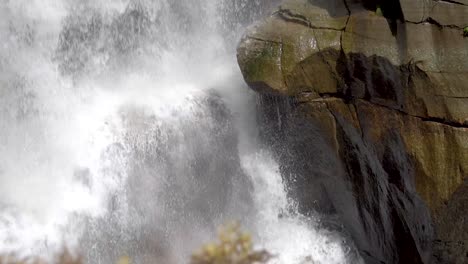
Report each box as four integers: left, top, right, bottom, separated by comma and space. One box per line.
237, 38, 286, 94
242, 43, 281, 81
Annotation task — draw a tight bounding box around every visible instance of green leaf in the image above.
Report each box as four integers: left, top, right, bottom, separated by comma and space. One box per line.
376, 6, 383, 16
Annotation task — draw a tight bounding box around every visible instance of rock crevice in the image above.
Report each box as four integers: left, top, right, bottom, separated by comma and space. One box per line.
299, 93, 468, 129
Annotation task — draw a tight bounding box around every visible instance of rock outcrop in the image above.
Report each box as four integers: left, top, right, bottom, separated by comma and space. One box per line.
237, 0, 468, 263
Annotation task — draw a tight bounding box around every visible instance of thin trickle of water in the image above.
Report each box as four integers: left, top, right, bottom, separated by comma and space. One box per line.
0, 0, 355, 263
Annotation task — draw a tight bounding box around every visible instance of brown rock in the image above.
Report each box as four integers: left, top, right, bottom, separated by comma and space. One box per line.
237, 0, 468, 262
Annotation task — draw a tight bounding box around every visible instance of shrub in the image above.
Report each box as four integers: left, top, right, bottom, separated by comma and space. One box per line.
1, 224, 272, 264
0, 249, 82, 264
191, 222, 272, 264
464, 27, 468, 37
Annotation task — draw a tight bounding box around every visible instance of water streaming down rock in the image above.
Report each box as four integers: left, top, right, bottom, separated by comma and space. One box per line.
0, 1, 360, 263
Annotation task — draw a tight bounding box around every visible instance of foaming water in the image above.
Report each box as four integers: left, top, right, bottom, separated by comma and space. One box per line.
0, 0, 356, 263
241, 152, 349, 264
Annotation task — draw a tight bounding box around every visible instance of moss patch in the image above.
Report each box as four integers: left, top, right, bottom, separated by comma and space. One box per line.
238, 39, 285, 92
243, 45, 280, 80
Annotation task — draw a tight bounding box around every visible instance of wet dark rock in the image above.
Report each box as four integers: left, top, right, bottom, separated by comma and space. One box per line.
433, 179, 468, 264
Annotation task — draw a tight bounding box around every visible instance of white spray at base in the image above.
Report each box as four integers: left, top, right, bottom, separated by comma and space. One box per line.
0, 0, 357, 263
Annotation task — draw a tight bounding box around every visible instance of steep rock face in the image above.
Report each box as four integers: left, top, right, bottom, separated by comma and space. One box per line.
238, 0, 468, 263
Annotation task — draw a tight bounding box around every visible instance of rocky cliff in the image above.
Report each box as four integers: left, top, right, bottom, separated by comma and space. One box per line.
237, 0, 468, 263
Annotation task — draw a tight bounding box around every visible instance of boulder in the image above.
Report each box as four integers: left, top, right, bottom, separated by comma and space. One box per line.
238, 0, 468, 262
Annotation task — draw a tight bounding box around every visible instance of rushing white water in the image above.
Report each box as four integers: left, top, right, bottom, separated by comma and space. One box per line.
0, 0, 356, 263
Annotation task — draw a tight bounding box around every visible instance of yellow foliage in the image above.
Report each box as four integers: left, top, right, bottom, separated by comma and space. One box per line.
0, 249, 81, 264
191, 222, 272, 264
1, 223, 272, 264
116, 256, 131, 264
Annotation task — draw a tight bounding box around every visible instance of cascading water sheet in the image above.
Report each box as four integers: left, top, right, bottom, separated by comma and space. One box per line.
0, 1, 358, 263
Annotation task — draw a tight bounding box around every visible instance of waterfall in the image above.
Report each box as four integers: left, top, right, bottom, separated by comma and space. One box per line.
0, 1, 358, 263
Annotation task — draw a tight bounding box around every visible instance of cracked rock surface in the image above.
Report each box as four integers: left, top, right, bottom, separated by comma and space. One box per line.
237, 0, 468, 263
